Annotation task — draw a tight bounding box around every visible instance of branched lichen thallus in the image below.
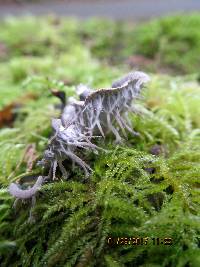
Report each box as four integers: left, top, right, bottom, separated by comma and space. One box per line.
40, 71, 150, 179
8, 71, 150, 203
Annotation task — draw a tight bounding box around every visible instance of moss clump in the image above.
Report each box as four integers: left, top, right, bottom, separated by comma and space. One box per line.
0, 16, 200, 267
0, 72, 200, 266
130, 13, 200, 74
2, 14, 200, 73
1, 143, 200, 266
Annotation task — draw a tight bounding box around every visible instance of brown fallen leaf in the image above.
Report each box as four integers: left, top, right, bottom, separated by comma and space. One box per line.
0, 92, 38, 128
0, 104, 15, 128
24, 143, 38, 172
8, 143, 38, 181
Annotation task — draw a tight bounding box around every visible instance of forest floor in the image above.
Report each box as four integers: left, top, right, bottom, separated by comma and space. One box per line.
0, 12, 200, 267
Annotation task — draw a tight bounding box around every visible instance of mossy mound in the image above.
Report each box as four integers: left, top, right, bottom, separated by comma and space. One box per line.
129, 13, 200, 74
1, 71, 200, 266
0, 15, 200, 267
1, 14, 200, 73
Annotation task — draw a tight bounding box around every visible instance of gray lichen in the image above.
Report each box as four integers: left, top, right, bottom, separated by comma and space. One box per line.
41, 71, 150, 178
8, 71, 149, 198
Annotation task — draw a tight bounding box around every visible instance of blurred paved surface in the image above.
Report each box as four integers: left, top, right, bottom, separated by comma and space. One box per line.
0, 0, 200, 19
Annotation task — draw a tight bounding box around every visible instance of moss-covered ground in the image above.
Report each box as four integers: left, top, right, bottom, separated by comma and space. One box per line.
0, 15, 199, 267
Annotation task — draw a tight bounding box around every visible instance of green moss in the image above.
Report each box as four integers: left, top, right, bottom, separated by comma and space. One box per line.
131, 13, 200, 73
2, 14, 200, 74
0, 16, 200, 267
0, 71, 199, 266
1, 143, 199, 266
